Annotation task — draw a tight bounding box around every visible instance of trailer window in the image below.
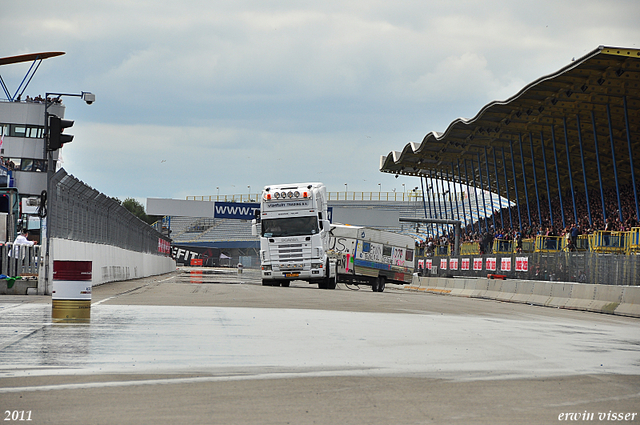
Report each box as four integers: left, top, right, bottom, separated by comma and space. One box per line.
406, 249, 414, 262
383, 245, 392, 256
261, 216, 319, 238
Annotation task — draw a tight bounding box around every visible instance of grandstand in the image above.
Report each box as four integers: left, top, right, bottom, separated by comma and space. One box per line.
379, 45, 640, 285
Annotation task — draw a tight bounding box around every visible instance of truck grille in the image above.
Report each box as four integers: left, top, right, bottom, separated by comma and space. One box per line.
270, 243, 310, 263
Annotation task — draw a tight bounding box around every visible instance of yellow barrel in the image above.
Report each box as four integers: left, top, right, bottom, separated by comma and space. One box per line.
52, 299, 91, 322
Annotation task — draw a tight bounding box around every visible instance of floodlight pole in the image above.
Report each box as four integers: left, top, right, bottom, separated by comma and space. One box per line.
41, 91, 94, 295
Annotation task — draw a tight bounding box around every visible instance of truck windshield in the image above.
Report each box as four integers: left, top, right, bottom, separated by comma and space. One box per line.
261, 216, 319, 237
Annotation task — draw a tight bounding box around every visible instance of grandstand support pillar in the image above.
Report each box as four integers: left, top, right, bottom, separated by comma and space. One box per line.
431, 175, 441, 235
623, 95, 640, 222
591, 110, 607, 224
425, 174, 436, 236
519, 134, 532, 227
451, 162, 462, 228
419, 176, 428, 219
470, 157, 483, 233
501, 147, 513, 229
442, 169, 449, 222
539, 131, 553, 227
477, 153, 489, 232
529, 133, 542, 227
551, 124, 566, 229
463, 159, 476, 234
492, 148, 504, 228
399, 217, 461, 256
510, 141, 523, 231
419, 176, 427, 218
446, 169, 455, 223
456, 160, 468, 231
563, 117, 579, 225
576, 114, 592, 227
436, 170, 444, 224
483, 146, 496, 229
606, 104, 623, 222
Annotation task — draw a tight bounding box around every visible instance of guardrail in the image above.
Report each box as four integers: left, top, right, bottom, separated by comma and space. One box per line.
187, 191, 429, 203
629, 228, 640, 253
0, 244, 40, 277
589, 231, 628, 254
534, 235, 564, 253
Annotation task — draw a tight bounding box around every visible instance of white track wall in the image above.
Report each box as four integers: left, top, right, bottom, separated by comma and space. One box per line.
39, 238, 176, 295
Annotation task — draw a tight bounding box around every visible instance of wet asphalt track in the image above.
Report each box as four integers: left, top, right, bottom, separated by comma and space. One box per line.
0, 267, 639, 424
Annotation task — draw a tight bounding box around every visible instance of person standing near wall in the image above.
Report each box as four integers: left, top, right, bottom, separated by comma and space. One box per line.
10, 231, 34, 275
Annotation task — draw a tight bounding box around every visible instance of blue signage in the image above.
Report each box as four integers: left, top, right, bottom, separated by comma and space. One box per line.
214, 202, 260, 220
213, 202, 332, 222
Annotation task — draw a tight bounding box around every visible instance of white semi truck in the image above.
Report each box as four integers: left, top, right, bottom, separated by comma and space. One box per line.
252, 182, 337, 288
253, 182, 416, 292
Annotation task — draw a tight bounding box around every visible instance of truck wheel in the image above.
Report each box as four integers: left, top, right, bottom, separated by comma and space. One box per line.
318, 280, 327, 289
326, 275, 337, 290
262, 279, 271, 286
371, 279, 379, 292
281, 281, 290, 287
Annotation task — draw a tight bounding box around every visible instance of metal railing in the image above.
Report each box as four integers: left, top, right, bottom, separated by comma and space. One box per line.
0, 244, 40, 277
416, 251, 640, 285
534, 236, 564, 253
589, 231, 627, 254
186, 191, 430, 203
629, 228, 640, 253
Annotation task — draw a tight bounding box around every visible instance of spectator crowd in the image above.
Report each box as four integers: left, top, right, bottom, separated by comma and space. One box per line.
417, 182, 640, 255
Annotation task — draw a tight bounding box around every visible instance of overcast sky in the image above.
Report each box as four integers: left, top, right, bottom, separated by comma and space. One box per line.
1, 0, 638, 202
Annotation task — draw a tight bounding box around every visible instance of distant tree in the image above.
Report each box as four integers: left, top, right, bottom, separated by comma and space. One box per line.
122, 198, 152, 224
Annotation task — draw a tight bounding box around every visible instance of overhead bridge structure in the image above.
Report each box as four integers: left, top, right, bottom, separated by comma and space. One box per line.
380, 46, 640, 233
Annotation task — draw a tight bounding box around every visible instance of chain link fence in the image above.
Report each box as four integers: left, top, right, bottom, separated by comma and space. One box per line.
49, 169, 170, 254
418, 252, 640, 285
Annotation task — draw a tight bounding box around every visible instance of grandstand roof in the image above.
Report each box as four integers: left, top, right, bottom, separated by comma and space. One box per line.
0, 51, 65, 66
380, 46, 640, 207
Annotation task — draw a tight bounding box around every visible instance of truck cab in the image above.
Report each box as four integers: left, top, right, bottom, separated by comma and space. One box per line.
252, 183, 336, 288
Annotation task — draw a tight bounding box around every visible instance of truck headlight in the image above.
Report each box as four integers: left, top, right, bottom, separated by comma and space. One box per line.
262, 265, 272, 271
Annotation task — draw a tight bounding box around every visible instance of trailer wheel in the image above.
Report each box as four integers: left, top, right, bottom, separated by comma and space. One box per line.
378, 277, 386, 292
374, 276, 385, 292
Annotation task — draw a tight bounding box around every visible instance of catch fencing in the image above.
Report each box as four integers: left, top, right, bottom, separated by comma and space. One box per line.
49, 169, 170, 254
418, 252, 640, 286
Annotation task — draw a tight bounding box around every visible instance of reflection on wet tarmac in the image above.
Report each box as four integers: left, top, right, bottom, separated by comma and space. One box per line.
2, 302, 640, 382
180, 268, 259, 285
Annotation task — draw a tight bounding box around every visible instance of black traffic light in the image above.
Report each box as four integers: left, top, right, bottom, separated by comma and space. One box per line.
48, 114, 74, 151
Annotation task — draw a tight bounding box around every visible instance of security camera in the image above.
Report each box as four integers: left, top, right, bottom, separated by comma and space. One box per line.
82, 92, 95, 105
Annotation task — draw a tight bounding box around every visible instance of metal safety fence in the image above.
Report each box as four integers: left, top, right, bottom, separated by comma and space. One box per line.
49, 169, 170, 254
417, 252, 640, 286
0, 244, 40, 277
